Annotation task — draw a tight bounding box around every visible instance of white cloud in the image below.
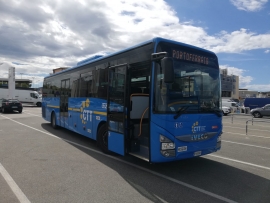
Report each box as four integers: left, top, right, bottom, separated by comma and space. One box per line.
220, 65, 253, 86
0, 0, 270, 85
210, 29, 270, 53
265, 50, 270, 53
230, 0, 268, 11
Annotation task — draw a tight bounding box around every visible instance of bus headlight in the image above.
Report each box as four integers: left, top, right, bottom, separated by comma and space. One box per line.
160, 134, 172, 142
160, 150, 175, 157
160, 134, 176, 157
161, 142, 175, 150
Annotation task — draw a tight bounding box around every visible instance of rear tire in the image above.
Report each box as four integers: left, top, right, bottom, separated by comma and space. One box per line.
37, 102, 41, 107
253, 112, 262, 118
97, 124, 109, 153
18, 110, 22, 113
51, 112, 58, 129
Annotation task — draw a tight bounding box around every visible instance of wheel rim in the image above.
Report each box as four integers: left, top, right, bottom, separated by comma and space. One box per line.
254, 112, 260, 118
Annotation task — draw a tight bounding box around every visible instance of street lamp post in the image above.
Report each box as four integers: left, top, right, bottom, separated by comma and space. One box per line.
20, 73, 23, 79
32, 77, 35, 88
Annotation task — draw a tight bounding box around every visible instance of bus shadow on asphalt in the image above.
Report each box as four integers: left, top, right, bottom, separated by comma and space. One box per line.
41, 123, 270, 203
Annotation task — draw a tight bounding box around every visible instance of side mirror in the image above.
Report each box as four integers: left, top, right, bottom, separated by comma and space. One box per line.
161, 57, 174, 83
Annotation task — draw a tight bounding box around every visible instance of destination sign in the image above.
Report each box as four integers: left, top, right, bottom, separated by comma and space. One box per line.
172, 49, 209, 65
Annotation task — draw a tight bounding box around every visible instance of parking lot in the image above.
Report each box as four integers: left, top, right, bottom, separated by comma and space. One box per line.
0, 107, 270, 203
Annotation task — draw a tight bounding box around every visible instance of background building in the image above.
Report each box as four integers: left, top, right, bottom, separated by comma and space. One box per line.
220, 69, 239, 100
239, 89, 258, 103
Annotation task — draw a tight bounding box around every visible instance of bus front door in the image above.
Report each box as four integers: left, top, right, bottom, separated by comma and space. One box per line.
107, 64, 127, 156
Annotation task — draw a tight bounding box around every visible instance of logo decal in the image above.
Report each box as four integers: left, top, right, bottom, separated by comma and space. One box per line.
192, 121, 206, 133
80, 98, 92, 124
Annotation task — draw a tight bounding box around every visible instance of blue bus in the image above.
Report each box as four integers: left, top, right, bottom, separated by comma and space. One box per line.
42, 37, 222, 163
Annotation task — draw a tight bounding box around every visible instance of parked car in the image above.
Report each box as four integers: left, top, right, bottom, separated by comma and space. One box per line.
222, 106, 231, 116
250, 104, 270, 118
0, 98, 23, 113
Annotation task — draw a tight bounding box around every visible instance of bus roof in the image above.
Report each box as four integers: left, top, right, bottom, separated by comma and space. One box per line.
45, 37, 216, 79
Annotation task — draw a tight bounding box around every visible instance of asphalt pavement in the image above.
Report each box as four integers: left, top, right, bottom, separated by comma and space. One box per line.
0, 108, 269, 203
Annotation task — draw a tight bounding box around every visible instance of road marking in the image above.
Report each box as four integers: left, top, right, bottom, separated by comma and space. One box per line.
223, 121, 270, 128
207, 155, 270, 171
223, 140, 270, 150
0, 162, 31, 203
223, 125, 270, 132
224, 131, 270, 139
1, 115, 236, 203
24, 112, 42, 117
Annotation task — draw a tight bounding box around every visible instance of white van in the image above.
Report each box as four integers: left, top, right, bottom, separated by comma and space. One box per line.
0, 88, 42, 107
222, 100, 239, 112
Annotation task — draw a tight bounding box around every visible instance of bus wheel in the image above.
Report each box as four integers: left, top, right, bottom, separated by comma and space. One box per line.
51, 112, 58, 129
97, 124, 109, 153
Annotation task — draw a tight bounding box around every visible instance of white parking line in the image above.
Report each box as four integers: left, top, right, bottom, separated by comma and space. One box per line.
223, 121, 270, 128
24, 112, 42, 117
223, 126, 270, 132
224, 131, 270, 139
0, 162, 31, 203
1, 114, 236, 203
223, 140, 270, 150
207, 155, 270, 171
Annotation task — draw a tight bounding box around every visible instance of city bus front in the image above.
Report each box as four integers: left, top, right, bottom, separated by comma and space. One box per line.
150, 41, 222, 162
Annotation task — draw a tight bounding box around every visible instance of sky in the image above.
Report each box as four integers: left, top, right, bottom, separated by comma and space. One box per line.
0, 0, 269, 91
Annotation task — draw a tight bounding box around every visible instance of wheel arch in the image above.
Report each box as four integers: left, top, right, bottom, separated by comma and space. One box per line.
51, 110, 58, 125
95, 121, 106, 140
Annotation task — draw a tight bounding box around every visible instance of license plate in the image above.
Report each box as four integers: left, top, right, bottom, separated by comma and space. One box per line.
12, 106, 18, 108
177, 146, 187, 152
194, 151, 201, 156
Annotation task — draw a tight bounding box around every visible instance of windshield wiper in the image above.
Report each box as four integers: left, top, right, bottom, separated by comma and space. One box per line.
200, 107, 222, 117
174, 106, 189, 119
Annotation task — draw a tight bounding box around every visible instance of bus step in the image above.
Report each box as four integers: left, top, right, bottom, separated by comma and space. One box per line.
129, 145, 149, 162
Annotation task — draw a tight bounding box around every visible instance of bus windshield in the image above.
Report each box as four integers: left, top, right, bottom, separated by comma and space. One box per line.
154, 60, 220, 114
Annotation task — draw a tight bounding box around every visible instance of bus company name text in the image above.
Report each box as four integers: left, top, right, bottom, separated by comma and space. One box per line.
172, 50, 209, 65
83, 110, 93, 121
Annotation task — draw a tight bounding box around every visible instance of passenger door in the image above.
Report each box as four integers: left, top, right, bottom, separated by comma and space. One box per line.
60, 79, 70, 128
107, 64, 127, 155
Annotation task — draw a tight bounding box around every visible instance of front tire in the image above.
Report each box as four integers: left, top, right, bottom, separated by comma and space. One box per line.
97, 124, 109, 153
37, 102, 41, 107
51, 112, 58, 129
253, 112, 262, 118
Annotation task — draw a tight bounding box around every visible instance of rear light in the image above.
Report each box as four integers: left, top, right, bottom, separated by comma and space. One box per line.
19, 103, 22, 106
5, 102, 9, 105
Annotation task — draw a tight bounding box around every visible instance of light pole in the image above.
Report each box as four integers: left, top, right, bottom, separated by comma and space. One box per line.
20, 73, 23, 79
32, 77, 35, 88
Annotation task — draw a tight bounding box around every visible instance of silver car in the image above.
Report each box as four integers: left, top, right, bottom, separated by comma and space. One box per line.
250, 104, 270, 118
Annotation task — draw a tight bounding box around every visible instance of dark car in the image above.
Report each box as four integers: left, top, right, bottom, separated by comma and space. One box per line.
0, 98, 23, 113
250, 104, 270, 118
